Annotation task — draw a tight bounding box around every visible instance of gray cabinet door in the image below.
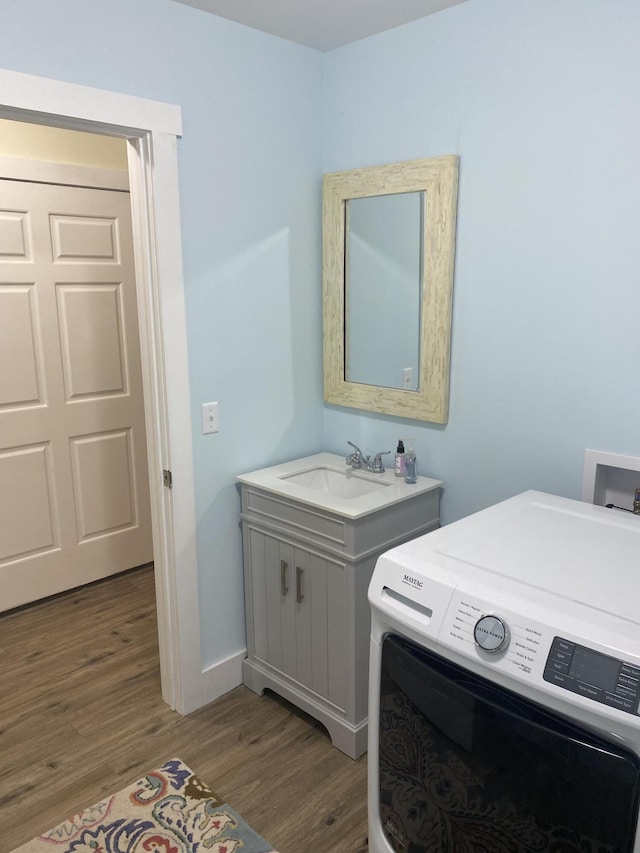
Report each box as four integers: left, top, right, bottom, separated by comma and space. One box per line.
293, 545, 347, 711
247, 527, 347, 711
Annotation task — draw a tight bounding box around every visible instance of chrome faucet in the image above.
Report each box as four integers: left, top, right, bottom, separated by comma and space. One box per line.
346, 441, 367, 469
346, 442, 391, 473
369, 451, 391, 474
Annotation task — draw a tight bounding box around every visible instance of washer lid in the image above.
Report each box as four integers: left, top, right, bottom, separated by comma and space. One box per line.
420, 491, 640, 626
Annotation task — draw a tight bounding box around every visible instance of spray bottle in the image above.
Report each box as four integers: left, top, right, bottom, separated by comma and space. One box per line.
394, 440, 405, 477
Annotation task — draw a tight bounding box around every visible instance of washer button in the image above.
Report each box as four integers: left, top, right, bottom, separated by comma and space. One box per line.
548, 659, 569, 674
551, 638, 575, 655
621, 664, 640, 680
575, 682, 603, 701
604, 693, 635, 713
543, 670, 575, 690
549, 649, 572, 665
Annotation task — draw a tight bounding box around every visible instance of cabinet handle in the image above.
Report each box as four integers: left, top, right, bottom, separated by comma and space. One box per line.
296, 565, 303, 604
280, 560, 288, 597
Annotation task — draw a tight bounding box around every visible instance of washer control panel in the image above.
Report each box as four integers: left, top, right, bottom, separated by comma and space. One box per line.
440, 592, 545, 679
544, 637, 640, 716
437, 591, 640, 716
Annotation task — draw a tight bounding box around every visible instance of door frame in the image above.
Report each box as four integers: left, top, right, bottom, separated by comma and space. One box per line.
0, 67, 202, 714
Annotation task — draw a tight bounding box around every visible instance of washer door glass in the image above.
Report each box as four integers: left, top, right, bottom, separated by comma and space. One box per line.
379, 634, 640, 852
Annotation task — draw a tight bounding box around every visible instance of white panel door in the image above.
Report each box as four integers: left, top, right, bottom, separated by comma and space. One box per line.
0, 178, 152, 610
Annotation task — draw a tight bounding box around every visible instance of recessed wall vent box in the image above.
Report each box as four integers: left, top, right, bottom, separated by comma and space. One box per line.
581, 449, 640, 510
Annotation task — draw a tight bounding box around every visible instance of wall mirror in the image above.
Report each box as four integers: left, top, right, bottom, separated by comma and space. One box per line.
323, 155, 459, 423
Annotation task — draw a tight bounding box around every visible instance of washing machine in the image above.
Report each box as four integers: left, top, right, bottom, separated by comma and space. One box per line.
367, 490, 640, 852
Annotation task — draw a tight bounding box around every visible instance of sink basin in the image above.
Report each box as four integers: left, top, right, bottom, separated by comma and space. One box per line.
238, 452, 442, 519
280, 465, 390, 499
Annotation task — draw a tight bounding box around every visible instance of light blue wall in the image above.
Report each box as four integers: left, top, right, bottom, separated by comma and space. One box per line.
0, 0, 325, 668
4, 0, 640, 678
323, 0, 640, 524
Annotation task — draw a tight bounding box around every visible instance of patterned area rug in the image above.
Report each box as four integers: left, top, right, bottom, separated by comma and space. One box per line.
11, 758, 279, 853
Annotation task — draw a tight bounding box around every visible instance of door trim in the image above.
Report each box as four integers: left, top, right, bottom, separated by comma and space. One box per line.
0, 155, 130, 190
0, 67, 201, 714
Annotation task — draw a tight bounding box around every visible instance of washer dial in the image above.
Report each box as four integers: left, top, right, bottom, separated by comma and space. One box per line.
474, 614, 510, 654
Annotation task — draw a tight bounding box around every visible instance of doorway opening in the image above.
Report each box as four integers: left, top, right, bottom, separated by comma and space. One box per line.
0, 67, 201, 715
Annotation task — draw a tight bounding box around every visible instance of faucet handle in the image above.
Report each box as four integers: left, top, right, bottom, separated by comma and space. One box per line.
370, 451, 391, 473
346, 441, 367, 468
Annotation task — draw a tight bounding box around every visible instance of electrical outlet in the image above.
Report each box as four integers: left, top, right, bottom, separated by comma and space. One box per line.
201, 401, 219, 435
402, 367, 413, 389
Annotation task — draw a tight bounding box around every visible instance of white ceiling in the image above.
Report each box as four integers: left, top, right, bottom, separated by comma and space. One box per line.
172, 0, 469, 52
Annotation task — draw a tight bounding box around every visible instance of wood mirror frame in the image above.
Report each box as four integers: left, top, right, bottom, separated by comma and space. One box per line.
323, 155, 459, 423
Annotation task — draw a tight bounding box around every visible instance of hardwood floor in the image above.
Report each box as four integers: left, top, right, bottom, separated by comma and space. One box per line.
0, 567, 368, 852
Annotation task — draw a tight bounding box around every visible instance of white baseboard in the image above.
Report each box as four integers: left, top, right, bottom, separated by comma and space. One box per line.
193, 648, 246, 712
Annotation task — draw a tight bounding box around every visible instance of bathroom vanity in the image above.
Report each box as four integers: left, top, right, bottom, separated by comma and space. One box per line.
237, 452, 442, 759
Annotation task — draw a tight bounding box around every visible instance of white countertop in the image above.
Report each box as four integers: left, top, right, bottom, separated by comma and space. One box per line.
237, 452, 442, 519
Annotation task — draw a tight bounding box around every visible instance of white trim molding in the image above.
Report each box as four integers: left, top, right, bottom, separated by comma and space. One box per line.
201, 649, 247, 708
0, 68, 180, 135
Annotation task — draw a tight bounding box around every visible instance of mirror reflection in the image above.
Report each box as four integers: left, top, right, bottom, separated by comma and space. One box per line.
345, 192, 423, 391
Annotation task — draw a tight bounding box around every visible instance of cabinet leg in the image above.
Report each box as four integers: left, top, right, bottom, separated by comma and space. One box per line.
324, 717, 368, 761
242, 658, 368, 760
